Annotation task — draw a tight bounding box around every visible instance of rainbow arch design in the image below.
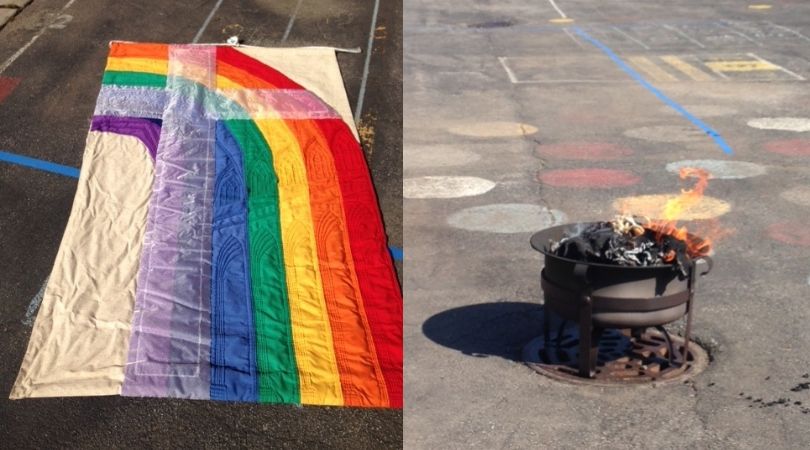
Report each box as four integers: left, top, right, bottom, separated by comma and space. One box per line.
11, 42, 401, 408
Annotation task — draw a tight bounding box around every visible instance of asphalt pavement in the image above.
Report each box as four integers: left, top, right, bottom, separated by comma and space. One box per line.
405, 0, 810, 448
0, 0, 401, 448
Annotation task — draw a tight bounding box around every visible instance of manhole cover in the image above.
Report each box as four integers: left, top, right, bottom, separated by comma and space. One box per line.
523, 327, 708, 386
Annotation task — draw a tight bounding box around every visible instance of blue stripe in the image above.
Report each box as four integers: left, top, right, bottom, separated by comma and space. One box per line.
572, 27, 734, 155
389, 246, 403, 261
0, 151, 81, 178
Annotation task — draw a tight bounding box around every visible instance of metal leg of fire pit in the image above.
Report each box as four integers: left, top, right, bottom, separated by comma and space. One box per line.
578, 294, 602, 378
654, 325, 676, 366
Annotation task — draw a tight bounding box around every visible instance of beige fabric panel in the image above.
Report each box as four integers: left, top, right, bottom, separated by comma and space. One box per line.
10, 131, 154, 399
234, 46, 360, 140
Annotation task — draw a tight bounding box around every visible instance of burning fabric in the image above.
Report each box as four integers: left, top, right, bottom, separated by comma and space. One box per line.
549, 216, 694, 275
548, 168, 714, 276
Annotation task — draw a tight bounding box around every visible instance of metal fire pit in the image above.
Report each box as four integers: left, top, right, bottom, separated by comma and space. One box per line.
526, 223, 712, 382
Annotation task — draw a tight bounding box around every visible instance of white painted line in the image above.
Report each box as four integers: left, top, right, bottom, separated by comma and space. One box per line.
23, 277, 48, 327
765, 21, 810, 43
717, 21, 763, 47
192, 0, 225, 44
498, 57, 519, 83
281, 0, 304, 43
664, 24, 705, 49
612, 26, 650, 50
353, 0, 381, 123
747, 52, 805, 80
547, 0, 568, 18
0, 0, 77, 75
562, 27, 586, 48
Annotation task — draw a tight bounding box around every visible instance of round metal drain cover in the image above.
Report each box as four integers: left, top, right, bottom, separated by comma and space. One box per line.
523, 327, 708, 386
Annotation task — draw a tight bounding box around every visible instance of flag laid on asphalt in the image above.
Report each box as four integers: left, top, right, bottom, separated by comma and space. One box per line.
10, 42, 402, 408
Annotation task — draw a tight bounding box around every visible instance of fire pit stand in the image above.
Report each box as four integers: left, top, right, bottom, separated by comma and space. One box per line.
526, 224, 712, 383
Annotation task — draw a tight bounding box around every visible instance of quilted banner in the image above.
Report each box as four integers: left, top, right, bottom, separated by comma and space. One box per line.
10, 42, 402, 408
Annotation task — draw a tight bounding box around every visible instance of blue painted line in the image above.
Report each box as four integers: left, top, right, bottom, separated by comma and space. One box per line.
0, 150, 80, 178
572, 27, 734, 155
389, 245, 403, 261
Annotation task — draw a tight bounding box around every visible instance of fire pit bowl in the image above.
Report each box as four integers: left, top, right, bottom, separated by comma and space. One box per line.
529, 223, 712, 379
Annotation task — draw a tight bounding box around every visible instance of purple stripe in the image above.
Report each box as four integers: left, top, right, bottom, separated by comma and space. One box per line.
90, 116, 161, 161
123, 47, 215, 399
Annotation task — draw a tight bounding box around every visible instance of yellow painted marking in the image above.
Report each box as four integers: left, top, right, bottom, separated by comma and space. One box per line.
704, 59, 778, 72
628, 56, 678, 82
748, 4, 772, 10
613, 194, 731, 220
660, 56, 714, 81
549, 18, 574, 24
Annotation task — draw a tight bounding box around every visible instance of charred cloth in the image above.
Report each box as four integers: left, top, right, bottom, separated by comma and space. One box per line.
547, 217, 693, 276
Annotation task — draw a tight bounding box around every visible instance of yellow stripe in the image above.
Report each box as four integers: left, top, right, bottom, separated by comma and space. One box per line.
255, 119, 344, 406
704, 60, 778, 72
216, 74, 242, 90
628, 56, 678, 82
105, 57, 168, 75
660, 56, 714, 81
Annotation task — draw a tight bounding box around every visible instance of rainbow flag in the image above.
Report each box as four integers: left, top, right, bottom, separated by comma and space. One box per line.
10, 42, 402, 408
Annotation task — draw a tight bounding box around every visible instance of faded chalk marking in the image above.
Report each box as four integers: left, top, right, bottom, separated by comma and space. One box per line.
0, 76, 21, 103
192, 0, 225, 43
767, 222, 810, 247
612, 26, 650, 50
498, 57, 520, 83
0, 0, 77, 75
562, 27, 586, 48
534, 142, 634, 160
764, 139, 810, 156
404, 176, 496, 199
717, 21, 763, 47
613, 194, 731, 220
628, 56, 677, 82
448, 121, 538, 138
405, 144, 481, 168
660, 56, 713, 81
574, 27, 734, 155
23, 277, 48, 327
664, 25, 706, 49
448, 203, 567, 234
765, 21, 810, 43
537, 168, 640, 188
547, 0, 569, 19
780, 185, 810, 207
624, 125, 708, 143
746, 52, 805, 81
665, 159, 766, 179
748, 118, 810, 132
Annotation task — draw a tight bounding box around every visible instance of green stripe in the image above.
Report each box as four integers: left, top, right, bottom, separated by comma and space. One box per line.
102, 71, 167, 88
225, 119, 300, 404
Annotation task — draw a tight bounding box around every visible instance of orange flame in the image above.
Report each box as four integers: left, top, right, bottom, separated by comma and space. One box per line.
647, 167, 712, 259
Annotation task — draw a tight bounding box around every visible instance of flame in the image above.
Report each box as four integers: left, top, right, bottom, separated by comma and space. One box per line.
647, 167, 712, 258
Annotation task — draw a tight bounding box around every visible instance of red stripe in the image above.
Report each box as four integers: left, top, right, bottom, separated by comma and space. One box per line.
315, 119, 403, 407
216, 47, 302, 90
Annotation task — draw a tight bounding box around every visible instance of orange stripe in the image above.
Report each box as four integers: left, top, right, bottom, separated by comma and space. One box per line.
217, 60, 278, 89
108, 42, 169, 60
287, 119, 389, 407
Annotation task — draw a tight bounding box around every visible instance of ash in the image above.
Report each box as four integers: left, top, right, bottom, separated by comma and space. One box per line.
548, 217, 691, 275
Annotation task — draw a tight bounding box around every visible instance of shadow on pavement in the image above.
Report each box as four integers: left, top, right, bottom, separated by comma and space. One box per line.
422, 301, 549, 361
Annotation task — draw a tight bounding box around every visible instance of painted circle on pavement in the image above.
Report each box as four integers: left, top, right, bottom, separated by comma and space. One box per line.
405, 145, 481, 168
447, 203, 567, 233
534, 142, 634, 160
767, 222, 810, 247
404, 176, 496, 199
747, 117, 810, 132
665, 160, 766, 179
537, 168, 641, 188
623, 125, 708, 143
612, 194, 731, 220
764, 139, 810, 157
448, 121, 538, 138
780, 186, 810, 207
